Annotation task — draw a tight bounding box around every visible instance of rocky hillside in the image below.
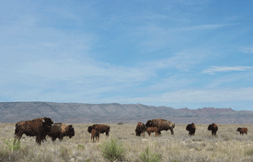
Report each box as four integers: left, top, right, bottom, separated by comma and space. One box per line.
1, 102, 253, 124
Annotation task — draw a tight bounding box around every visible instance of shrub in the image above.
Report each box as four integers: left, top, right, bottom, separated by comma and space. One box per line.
77, 144, 85, 150
3, 138, 23, 151
99, 138, 125, 162
140, 146, 162, 162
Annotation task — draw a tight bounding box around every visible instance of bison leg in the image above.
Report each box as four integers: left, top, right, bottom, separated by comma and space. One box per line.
36, 134, 42, 145
106, 132, 109, 136
52, 137, 57, 142
170, 129, 174, 135
59, 136, 63, 141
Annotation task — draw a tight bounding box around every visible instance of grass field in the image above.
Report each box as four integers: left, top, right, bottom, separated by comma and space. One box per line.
0, 123, 253, 162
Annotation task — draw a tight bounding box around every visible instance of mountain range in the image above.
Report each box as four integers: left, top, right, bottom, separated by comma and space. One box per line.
1, 102, 253, 124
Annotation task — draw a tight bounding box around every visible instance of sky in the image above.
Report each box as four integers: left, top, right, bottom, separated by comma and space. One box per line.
1, 0, 253, 110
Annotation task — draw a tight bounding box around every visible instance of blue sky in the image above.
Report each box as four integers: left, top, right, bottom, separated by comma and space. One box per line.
1, 0, 253, 110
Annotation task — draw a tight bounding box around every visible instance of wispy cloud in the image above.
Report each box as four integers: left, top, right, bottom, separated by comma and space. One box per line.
103, 88, 253, 103
239, 46, 253, 54
203, 66, 253, 74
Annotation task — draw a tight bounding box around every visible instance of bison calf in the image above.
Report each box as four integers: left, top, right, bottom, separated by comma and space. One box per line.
186, 123, 196, 136
237, 127, 248, 135
208, 123, 218, 135
146, 127, 159, 137
91, 129, 100, 142
47, 123, 75, 141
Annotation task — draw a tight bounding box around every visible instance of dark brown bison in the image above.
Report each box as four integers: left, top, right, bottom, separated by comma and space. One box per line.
14, 117, 53, 145
208, 123, 218, 135
135, 122, 146, 136
146, 127, 159, 137
91, 129, 100, 142
46, 123, 75, 141
186, 123, 196, 135
88, 124, 110, 136
237, 127, 248, 135
146, 118, 175, 135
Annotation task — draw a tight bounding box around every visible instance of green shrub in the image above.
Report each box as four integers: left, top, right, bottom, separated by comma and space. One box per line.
99, 138, 125, 162
140, 146, 162, 162
77, 144, 85, 150
3, 138, 23, 151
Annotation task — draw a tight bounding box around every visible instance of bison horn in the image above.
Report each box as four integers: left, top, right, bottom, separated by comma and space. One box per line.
42, 119, 45, 123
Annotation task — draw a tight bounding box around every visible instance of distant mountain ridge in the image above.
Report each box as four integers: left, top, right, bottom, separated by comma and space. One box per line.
0, 102, 253, 124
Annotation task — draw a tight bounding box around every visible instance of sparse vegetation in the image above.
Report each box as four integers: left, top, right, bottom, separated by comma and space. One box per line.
99, 138, 125, 161
140, 146, 162, 162
0, 123, 253, 161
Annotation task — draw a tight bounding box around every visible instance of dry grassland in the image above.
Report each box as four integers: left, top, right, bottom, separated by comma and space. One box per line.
1, 123, 253, 162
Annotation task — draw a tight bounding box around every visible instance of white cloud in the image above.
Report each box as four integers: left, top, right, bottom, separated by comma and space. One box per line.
239, 46, 253, 54
203, 66, 253, 74
103, 88, 253, 103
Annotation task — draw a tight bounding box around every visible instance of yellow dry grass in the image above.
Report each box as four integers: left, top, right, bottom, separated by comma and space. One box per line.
0, 123, 253, 162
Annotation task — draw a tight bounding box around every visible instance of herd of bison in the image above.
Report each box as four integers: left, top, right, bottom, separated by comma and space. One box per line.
13, 117, 248, 145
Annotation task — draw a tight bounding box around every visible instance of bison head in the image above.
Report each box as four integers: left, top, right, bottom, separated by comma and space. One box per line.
88, 126, 93, 133
68, 125, 75, 138
145, 120, 153, 127
42, 117, 54, 129
171, 122, 175, 129
237, 127, 241, 132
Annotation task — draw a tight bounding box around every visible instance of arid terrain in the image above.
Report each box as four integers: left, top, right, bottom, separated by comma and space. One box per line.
1, 123, 253, 162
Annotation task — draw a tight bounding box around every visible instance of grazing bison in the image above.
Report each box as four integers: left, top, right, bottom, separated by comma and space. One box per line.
91, 129, 100, 142
237, 127, 248, 135
14, 117, 53, 145
46, 123, 75, 141
208, 123, 218, 135
146, 118, 175, 135
88, 124, 110, 136
146, 127, 159, 137
186, 123, 196, 135
135, 122, 146, 136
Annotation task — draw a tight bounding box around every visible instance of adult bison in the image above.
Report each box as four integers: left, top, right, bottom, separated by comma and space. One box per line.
208, 123, 218, 135
88, 124, 110, 136
14, 117, 53, 145
46, 123, 75, 141
186, 123, 196, 135
135, 122, 146, 136
237, 127, 248, 135
146, 118, 175, 135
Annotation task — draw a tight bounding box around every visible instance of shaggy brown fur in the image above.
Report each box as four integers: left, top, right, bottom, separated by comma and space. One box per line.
186, 123, 196, 135
46, 123, 75, 141
88, 124, 110, 136
135, 122, 146, 136
146, 127, 159, 137
14, 117, 53, 145
208, 123, 218, 135
91, 129, 100, 142
237, 127, 248, 135
146, 118, 175, 135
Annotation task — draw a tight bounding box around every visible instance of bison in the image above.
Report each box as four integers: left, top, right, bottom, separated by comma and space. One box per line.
237, 127, 248, 135
146, 127, 159, 137
91, 129, 100, 142
14, 117, 53, 145
135, 122, 146, 136
88, 124, 110, 136
146, 118, 175, 135
208, 123, 218, 135
186, 123, 196, 135
46, 123, 75, 141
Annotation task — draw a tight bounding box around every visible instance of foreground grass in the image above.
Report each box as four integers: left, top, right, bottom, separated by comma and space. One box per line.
0, 123, 253, 161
